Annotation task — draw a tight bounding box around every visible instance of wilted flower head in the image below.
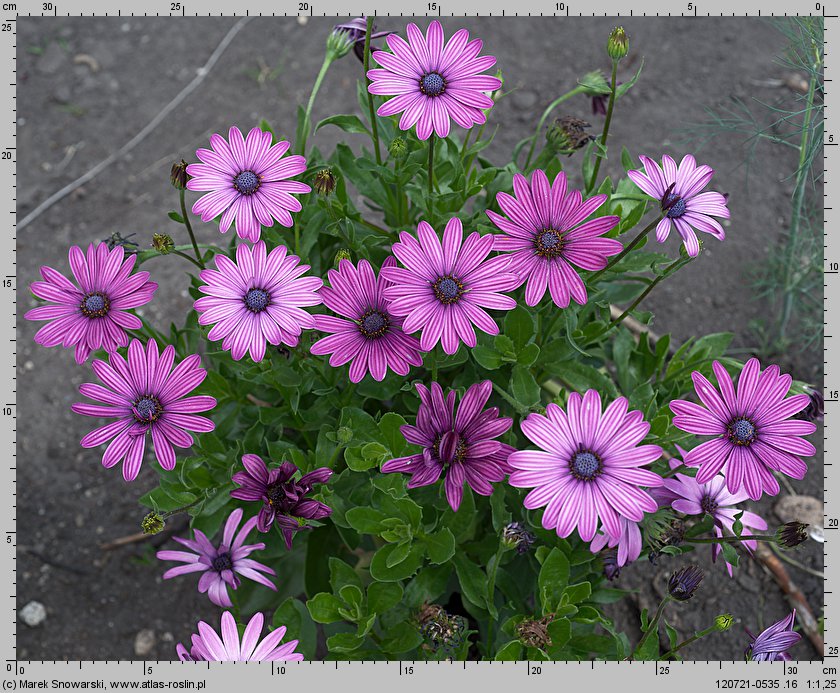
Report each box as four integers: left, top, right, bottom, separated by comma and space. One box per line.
668, 565, 704, 601
607, 26, 629, 60
230, 454, 332, 549
102, 232, 138, 251
170, 159, 189, 189
417, 604, 466, 658
141, 512, 165, 535
501, 521, 536, 554
516, 615, 554, 649
152, 233, 174, 254
546, 116, 594, 156
313, 168, 337, 196
332, 17, 390, 62
746, 611, 800, 661
776, 521, 809, 549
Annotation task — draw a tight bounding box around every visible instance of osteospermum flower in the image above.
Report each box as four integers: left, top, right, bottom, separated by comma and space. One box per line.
177, 611, 303, 662
382, 218, 517, 354
509, 390, 664, 542
381, 380, 515, 511
26, 243, 157, 364
746, 611, 801, 661
186, 126, 310, 243
230, 454, 332, 549
589, 517, 642, 567
627, 154, 729, 257
72, 339, 216, 481
194, 241, 322, 361
156, 508, 276, 607
310, 257, 423, 382
487, 169, 621, 307
368, 20, 502, 140
670, 358, 817, 501
665, 449, 767, 577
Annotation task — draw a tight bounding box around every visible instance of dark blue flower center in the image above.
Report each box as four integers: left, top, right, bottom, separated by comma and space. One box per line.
359, 310, 389, 339
700, 494, 719, 515
211, 553, 233, 572
420, 72, 446, 97
133, 395, 163, 424
80, 292, 110, 318
433, 276, 464, 305
727, 417, 756, 446
244, 288, 270, 313
535, 229, 565, 258
233, 170, 261, 195
661, 191, 687, 218
571, 450, 602, 481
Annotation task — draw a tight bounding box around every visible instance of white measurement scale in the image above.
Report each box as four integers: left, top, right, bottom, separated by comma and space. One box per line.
5, 1, 835, 690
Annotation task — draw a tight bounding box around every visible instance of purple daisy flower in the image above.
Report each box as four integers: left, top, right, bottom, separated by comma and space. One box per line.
72, 339, 216, 482
627, 154, 729, 257
368, 20, 502, 140
26, 243, 157, 364
230, 454, 332, 549
380, 380, 515, 511
487, 169, 622, 307
186, 126, 310, 244
509, 390, 664, 542
589, 517, 642, 567
194, 241, 322, 362
746, 611, 801, 661
670, 358, 817, 501
310, 257, 423, 382
156, 508, 276, 607
177, 611, 303, 662
381, 218, 517, 355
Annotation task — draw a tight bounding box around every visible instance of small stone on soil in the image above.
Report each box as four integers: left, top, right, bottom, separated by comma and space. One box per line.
133, 629, 156, 657
20, 601, 46, 627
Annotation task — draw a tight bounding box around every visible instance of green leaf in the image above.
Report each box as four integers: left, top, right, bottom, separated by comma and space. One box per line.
367, 582, 403, 615
538, 548, 570, 613
168, 211, 184, 224
494, 641, 523, 661
504, 306, 536, 348
385, 540, 413, 568
272, 597, 316, 661
345, 507, 388, 534
490, 484, 511, 532
339, 584, 364, 610
472, 345, 503, 370
423, 527, 456, 564
369, 543, 425, 582
380, 621, 423, 654
634, 629, 660, 660
546, 617, 572, 650
563, 581, 592, 605
329, 557, 362, 593
326, 632, 366, 653
517, 342, 540, 367
664, 621, 679, 650
510, 365, 540, 407
380, 412, 408, 457
720, 541, 740, 567
315, 114, 371, 136
306, 593, 344, 624
621, 146, 635, 172
453, 553, 489, 611
616, 57, 645, 99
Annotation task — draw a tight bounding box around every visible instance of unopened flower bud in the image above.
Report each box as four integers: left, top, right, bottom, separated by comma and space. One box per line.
152, 233, 174, 254
715, 614, 734, 632
776, 521, 809, 549
607, 26, 629, 61
668, 565, 703, 601
170, 159, 189, 190
501, 521, 535, 554
326, 27, 356, 60
141, 512, 165, 535
314, 168, 337, 196
389, 136, 408, 160
336, 426, 353, 445
334, 248, 352, 267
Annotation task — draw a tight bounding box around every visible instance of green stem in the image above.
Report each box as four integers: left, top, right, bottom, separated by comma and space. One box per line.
604, 257, 683, 334
586, 60, 618, 193
635, 595, 671, 656
363, 18, 382, 165
427, 133, 436, 218
522, 85, 586, 171
358, 217, 393, 238
299, 53, 333, 156
179, 189, 204, 268
589, 216, 660, 284
492, 382, 529, 416
485, 544, 506, 658
662, 463, 690, 479
460, 127, 473, 160
687, 534, 778, 545
778, 46, 820, 339
463, 122, 486, 177
660, 624, 719, 660
171, 249, 205, 270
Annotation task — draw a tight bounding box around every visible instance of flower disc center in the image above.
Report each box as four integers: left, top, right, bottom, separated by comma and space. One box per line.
359, 310, 389, 339
420, 72, 446, 97
571, 450, 602, 481
233, 170, 261, 195
80, 292, 110, 318
535, 229, 565, 258
133, 395, 163, 424
727, 417, 756, 446
211, 552, 233, 572
244, 288, 270, 313
700, 494, 719, 515
433, 276, 464, 305
661, 192, 687, 218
